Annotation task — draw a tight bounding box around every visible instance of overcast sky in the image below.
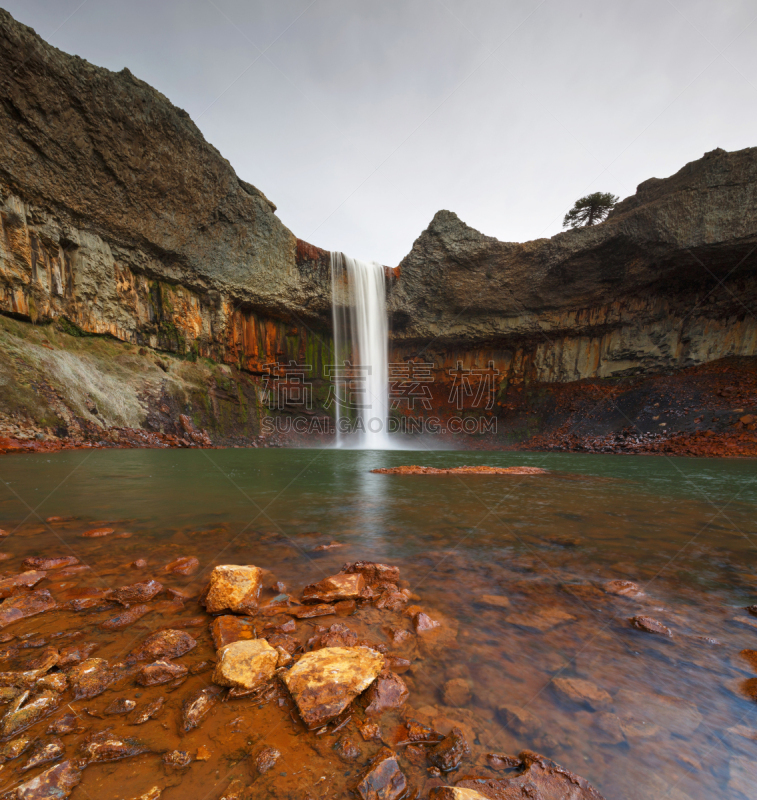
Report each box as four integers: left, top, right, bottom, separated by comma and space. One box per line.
5, 1, 756, 264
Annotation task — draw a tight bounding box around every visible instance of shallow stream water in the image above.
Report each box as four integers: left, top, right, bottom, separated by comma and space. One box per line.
0, 448, 756, 799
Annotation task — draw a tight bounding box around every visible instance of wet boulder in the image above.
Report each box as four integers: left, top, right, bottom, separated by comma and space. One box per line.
22, 556, 79, 571
212, 639, 278, 694
19, 737, 64, 772
0, 571, 47, 598
428, 727, 471, 772
0, 760, 82, 799
112, 580, 164, 607
67, 658, 114, 700
0, 590, 56, 628
629, 615, 672, 636
283, 646, 384, 729
355, 747, 407, 800
205, 565, 263, 614
0, 689, 62, 739
342, 561, 401, 586
302, 573, 365, 603
364, 671, 409, 717
181, 685, 222, 732
553, 678, 612, 710
137, 660, 188, 686
210, 615, 256, 649
100, 604, 151, 630
130, 630, 197, 661
78, 730, 150, 763
452, 750, 606, 799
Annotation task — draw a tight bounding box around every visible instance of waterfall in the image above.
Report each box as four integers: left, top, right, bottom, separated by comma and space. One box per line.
330, 252, 390, 448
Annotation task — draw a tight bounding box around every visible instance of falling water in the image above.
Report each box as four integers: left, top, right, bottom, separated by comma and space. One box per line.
330, 252, 390, 448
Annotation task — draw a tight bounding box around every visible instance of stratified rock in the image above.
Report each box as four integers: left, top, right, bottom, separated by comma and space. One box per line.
364, 671, 409, 717
205, 565, 263, 614
553, 678, 612, 710
22, 556, 79, 571
67, 658, 114, 699
0, 760, 81, 799
100, 604, 151, 630
428, 727, 471, 772
283, 646, 384, 729
181, 685, 222, 732
254, 746, 281, 774
0, 590, 56, 628
210, 616, 256, 649
0, 571, 47, 598
111, 580, 164, 607
19, 737, 64, 772
212, 639, 278, 693
302, 573, 365, 603
137, 660, 188, 686
629, 616, 672, 636
342, 562, 401, 587
453, 750, 606, 799
355, 747, 407, 800
78, 730, 149, 763
130, 630, 196, 661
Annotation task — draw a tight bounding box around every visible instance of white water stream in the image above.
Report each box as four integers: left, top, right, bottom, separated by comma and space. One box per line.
330, 252, 390, 448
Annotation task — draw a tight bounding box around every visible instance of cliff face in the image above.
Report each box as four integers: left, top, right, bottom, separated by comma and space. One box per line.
0, 8, 332, 368
387, 147, 757, 385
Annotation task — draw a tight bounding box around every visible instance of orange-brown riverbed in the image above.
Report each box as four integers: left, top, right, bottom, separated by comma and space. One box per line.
0, 448, 755, 799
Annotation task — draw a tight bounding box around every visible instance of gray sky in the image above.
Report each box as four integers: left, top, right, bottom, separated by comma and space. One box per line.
5, 0, 757, 265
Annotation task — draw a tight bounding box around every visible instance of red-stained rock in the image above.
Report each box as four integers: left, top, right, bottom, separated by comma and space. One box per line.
78, 730, 149, 763
450, 750, 606, 799
364, 671, 409, 717
81, 528, 115, 538
334, 734, 361, 761
355, 747, 407, 800
22, 556, 79, 571
163, 556, 199, 575
163, 749, 192, 768
335, 599, 357, 615
0, 690, 62, 738
104, 698, 136, 715
100, 604, 151, 630
497, 705, 542, 737
630, 615, 672, 636
443, 678, 472, 707
67, 658, 114, 700
314, 622, 358, 649
2, 759, 82, 799
553, 678, 612, 710
342, 561, 401, 587
205, 564, 262, 615
210, 615, 256, 649
263, 632, 299, 654
254, 746, 281, 774
137, 660, 188, 686
428, 727, 471, 772
181, 685, 222, 732
375, 591, 409, 612
129, 696, 165, 725
213, 639, 277, 694
293, 604, 336, 619
58, 642, 99, 667
302, 573, 365, 603
0, 590, 56, 628
19, 736, 65, 772
111, 580, 163, 607
129, 559, 148, 569
130, 629, 196, 661
604, 579, 644, 598
414, 612, 441, 633
0, 571, 47, 598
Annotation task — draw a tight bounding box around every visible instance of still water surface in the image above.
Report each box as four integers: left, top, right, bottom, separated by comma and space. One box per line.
0, 448, 756, 799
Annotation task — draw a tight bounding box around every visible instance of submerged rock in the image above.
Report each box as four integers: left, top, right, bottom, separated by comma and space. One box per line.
112, 580, 164, 607
342, 561, 401, 586
283, 646, 384, 729
293, 604, 336, 619
181, 685, 222, 732
82, 527, 115, 537
104, 697, 136, 714
205, 565, 262, 614
355, 747, 407, 800
100, 604, 151, 630
130, 630, 196, 661
19, 736, 64, 772
0, 759, 82, 799
629, 615, 672, 636
210, 615, 256, 649
0, 571, 47, 598
428, 727, 471, 772
364, 671, 409, 717
497, 705, 543, 737
22, 556, 79, 571
67, 658, 114, 700
213, 639, 278, 693
137, 660, 188, 686
0, 690, 61, 739
429, 790, 489, 800
129, 696, 165, 725
163, 556, 199, 575
302, 573, 365, 603
0, 590, 56, 628
78, 730, 149, 763
452, 750, 606, 799
553, 678, 612, 710
254, 746, 281, 774
443, 678, 472, 708
163, 749, 191, 768
604, 579, 644, 598
506, 607, 575, 632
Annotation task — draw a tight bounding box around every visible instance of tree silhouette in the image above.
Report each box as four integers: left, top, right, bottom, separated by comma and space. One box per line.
562, 192, 619, 229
